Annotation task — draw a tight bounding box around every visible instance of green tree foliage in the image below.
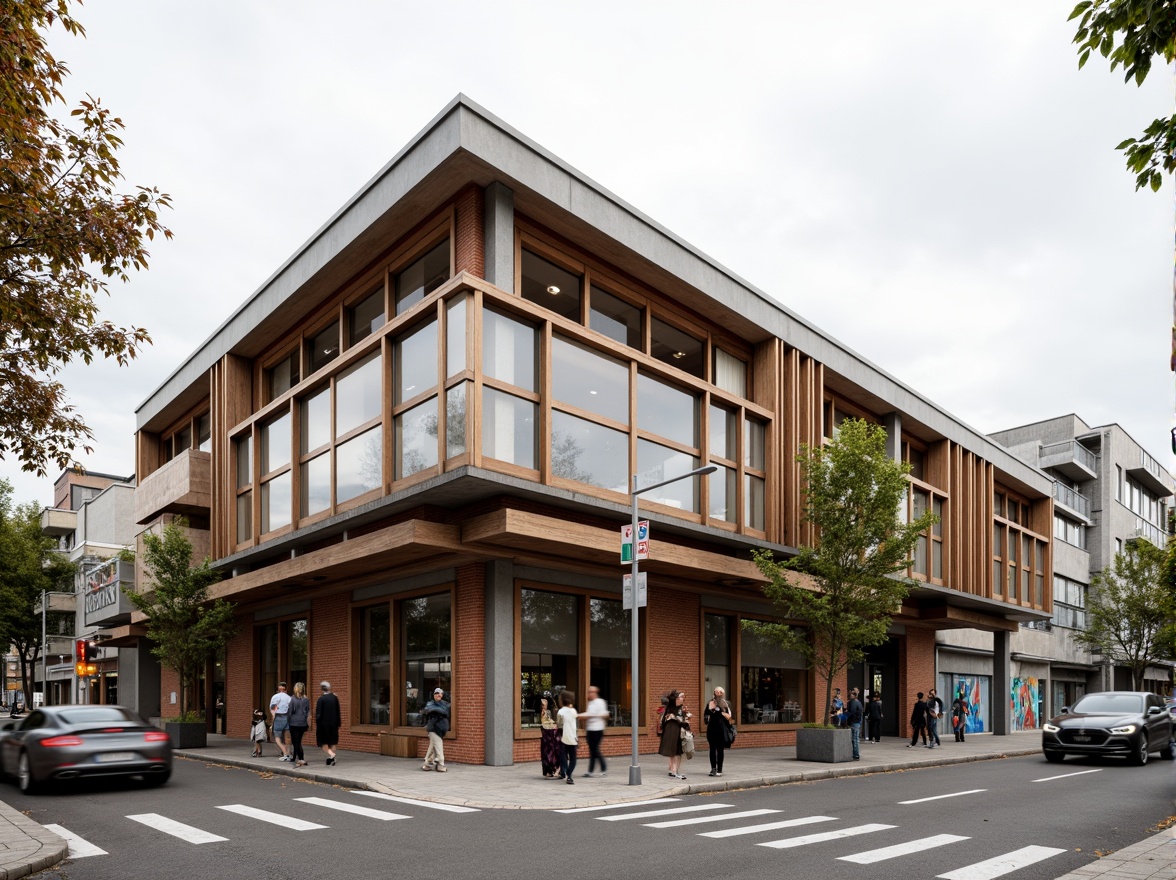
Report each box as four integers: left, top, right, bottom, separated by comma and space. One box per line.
1076, 539, 1175, 690
124, 520, 235, 719
747, 419, 935, 725
1069, 0, 1176, 190
0, 479, 75, 703
0, 0, 172, 476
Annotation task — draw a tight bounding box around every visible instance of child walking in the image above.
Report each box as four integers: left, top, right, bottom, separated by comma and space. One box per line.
250, 709, 267, 757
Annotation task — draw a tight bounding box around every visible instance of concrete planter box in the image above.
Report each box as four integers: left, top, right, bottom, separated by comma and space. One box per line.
795, 727, 853, 763
164, 721, 207, 749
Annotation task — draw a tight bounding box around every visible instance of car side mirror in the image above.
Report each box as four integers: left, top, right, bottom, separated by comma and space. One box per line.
1060, 706, 1070, 714
1146, 706, 1163, 717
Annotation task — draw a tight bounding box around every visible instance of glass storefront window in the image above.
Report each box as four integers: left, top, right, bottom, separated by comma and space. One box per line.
589, 598, 631, 727
396, 398, 439, 479
704, 614, 731, 699
551, 337, 628, 424
551, 411, 627, 492
336, 426, 382, 502
394, 239, 450, 315
520, 589, 579, 728
361, 605, 390, 725
285, 618, 308, 687
403, 593, 451, 727
636, 440, 698, 511
483, 309, 535, 392
637, 373, 696, 447
482, 388, 536, 469
740, 626, 806, 724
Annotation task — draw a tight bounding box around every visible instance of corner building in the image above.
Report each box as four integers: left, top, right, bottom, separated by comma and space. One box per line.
130, 97, 1054, 764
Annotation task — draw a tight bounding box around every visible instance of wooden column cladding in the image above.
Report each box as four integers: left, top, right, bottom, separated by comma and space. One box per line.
135, 429, 162, 484
782, 348, 823, 549
752, 338, 782, 543
211, 354, 252, 559
454, 184, 485, 279
945, 443, 994, 599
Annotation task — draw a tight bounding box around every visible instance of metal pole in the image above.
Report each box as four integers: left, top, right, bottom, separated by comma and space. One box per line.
629, 477, 641, 786
40, 590, 47, 708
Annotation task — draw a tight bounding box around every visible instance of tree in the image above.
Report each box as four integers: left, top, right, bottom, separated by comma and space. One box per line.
0, 479, 75, 704
1069, 0, 1176, 191
746, 419, 935, 726
1076, 539, 1175, 690
124, 520, 235, 719
0, 0, 172, 476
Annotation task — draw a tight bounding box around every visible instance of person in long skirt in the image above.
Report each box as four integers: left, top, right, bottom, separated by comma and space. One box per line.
538, 693, 561, 778
658, 690, 691, 779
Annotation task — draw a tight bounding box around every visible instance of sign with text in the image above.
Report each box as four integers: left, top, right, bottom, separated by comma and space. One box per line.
620, 521, 650, 563
622, 572, 648, 609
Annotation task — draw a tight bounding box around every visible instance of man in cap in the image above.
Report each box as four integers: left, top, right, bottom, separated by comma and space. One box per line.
421, 687, 450, 772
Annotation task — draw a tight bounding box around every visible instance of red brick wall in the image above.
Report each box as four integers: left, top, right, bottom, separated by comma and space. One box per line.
900, 627, 937, 737
311, 592, 356, 753
224, 623, 254, 738
160, 667, 180, 718
446, 563, 486, 764
454, 185, 484, 278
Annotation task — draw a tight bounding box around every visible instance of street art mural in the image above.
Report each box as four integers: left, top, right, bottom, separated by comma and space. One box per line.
1012, 677, 1040, 731
946, 675, 989, 734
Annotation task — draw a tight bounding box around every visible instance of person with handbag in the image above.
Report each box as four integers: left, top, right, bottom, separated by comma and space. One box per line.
703, 686, 734, 777
658, 689, 691, 780
951, 690, 970, 742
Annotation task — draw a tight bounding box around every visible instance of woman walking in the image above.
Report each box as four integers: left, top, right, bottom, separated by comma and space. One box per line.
951, 690, 970, 742
556, 690, 579, 785
703, 687, 733, 777
658, 690, 691, 779
316, 681, 341, 766
288, 682, 311, 767
538, 692, 561, 778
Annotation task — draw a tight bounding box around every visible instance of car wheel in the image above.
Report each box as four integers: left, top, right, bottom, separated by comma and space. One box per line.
1044, 751, 1065, 764
17, 751, 39, 795
1129, 735, 1149, 766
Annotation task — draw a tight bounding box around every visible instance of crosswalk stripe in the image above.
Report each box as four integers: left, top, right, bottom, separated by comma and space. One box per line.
352, 791, 480, 813
125, 814, 228, 844
645, 809, 781, 829
215, 804, 327, 830
839, 834, 970, 863
555, 798, 680, 814
700, 816, 836, 838
43, 824, 107, 859
758, 823, 895, 849
937, 845, 1068, 880
899, 789, 987, 804
294, 797, 411, 821
597, 804, 732, 822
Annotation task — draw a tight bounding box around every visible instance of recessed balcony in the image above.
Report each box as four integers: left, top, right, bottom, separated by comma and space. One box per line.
1039, 440, 1098, 482
134, 449, 212, 525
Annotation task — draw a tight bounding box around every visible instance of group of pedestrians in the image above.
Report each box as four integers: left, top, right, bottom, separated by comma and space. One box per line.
537, 685, 611, 784
656, 687, 736, 779
258, 680, 342, 767
908, 688, 970, 747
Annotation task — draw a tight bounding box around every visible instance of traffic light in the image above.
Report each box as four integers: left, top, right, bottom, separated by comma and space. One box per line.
74, 639, 97, 677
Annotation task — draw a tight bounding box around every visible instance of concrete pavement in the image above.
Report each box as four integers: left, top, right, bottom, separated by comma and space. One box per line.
0, 730, 1171, 878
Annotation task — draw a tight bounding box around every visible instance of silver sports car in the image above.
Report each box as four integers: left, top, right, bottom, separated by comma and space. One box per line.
0, 705, 172, 793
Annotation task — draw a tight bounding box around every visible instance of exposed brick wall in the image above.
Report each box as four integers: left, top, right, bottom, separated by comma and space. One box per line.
447, 562, 486, 764
224, 623, 253, 738
311, 592, 355, 753
901, 627, 937, 738
454, 185, 484, 279
160, 667, 180, 717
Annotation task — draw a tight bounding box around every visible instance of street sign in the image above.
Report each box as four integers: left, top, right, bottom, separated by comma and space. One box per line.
621, 521, 650, 563
622, 572, 648, 609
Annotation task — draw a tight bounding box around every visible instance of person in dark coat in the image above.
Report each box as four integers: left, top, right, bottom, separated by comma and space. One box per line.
315, 680, 342, 766
908, 691, 929, 748
288, 682, 311, 767
866, 693, 883, 743
703, 686, 733, 777
950, 690, 970, 742
658, 690, 691, 780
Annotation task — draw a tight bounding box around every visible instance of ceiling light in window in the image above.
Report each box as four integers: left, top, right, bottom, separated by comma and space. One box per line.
672, 351, 686, 359
546, 285, 560, 295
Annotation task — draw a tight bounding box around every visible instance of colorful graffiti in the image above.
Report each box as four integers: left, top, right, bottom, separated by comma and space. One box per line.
1011, 677, 1040, 731
951, 676, 987, 734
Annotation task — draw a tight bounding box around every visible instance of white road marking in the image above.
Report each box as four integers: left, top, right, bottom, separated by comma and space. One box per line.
699, 816, 836, 838
352, 791, 480, 812
758, 823, 895, 849
839, 834, 970, 863
644, 809, 781, 828
899, 789, 987, 804
125, 813, 228, 844
42, 824, 107, 858
555, 798, 680, 814
597, 804, 732, 821
937, 845, 1068, 880
1032, 768, 1103, 782
215, 804, 327, 830
295, 797, 411, 821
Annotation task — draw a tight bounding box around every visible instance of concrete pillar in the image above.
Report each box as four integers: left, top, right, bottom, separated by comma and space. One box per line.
484, 560, 515, 765
993, 630, 1011, 735
883, 412, 902, 464
483, 182, 514, 293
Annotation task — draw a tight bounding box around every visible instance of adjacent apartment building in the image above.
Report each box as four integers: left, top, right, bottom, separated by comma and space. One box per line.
117, 96, 1055, 765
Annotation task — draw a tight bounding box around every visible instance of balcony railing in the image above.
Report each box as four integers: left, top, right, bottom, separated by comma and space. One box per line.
1039, 440, 1098, 481
1140, 449, 1164, 482
1053, 483, 1090, 519
1128, 519, 1166, 548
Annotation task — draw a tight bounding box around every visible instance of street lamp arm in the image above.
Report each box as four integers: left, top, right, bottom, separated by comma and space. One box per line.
631, 465, 717, 498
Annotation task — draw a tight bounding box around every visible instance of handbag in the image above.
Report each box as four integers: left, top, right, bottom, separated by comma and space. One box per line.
724, 720, 737, 747
680, 729, 695, 759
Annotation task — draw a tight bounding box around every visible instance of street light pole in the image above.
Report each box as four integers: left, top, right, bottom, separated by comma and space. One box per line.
40, 590, 74, 708
629, 464, 716, 786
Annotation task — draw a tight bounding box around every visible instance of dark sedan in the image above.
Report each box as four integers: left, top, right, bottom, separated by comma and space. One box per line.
1042, 691, 1174, 765
0, 705, 172, 793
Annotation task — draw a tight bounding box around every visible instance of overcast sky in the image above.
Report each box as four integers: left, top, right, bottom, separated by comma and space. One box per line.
3, 1, 1172, 507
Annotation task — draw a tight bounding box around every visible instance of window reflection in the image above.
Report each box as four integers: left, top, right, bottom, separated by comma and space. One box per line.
551, 411, 627, 492
483, 309, 536, 391
361, 605, 390, 725
741, 626, 806, 724
446, 383, 467, 458
636, 440, 698, 511
551, 337, 628, 424
403, 594, 451, 727
307, 322, 340, 374
446, 296, 467, 378
349, 285, 385, 347
301, 387, 330, 455
261, 412, 291, 473
638, 373, 696, 446
396, 398, 439, 479
521, 250, 581, 321
337, 354, 382, 436
520, 589, 579, 728
589, 598, 631, 727
300, 453, 330, 517
337, 426, 381, 502
482, 388, 536, 469
709, 466, 736, 522
261, 472, 291, 533
396, 322, 438, 404
395, 239, 450, 315
650, 316, 704, 378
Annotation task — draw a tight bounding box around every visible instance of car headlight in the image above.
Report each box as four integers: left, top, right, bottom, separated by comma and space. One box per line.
1109, 724, 1137, 735
1043, 723, 1060, 733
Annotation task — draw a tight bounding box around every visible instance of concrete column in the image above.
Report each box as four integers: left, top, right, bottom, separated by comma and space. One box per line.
883, 412, 902, 464
483, 182, 514, 293
992, 630, 1011, 735
484, 560, 515, 765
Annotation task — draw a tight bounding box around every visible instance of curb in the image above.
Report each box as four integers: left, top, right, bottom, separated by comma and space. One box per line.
0, 801, 67, 880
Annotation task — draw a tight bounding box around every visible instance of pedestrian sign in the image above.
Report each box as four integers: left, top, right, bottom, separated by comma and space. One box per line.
621, 521, 650, 563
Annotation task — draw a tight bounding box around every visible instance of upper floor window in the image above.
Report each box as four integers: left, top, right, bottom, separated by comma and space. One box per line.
395, 238, 450, 315
349, 284, 386, 347
267, 350, 301, 402
590, 285, 642, 348
306, 321, 340, 375
197, 413, 212, 452
907, 484, 945, 582
713, 348, 746, 398
1053, 513, 1085, 549
521, 249, 582, 322
482, 308, 538, 471
650, 315, 704, 379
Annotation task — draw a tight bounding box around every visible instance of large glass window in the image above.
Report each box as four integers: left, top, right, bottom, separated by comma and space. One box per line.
336, 354, 382, 436
446, 296, 467, 378
740, 626, 806, 724
636, 440, 699, 511
446, 384, 467, 458
285, 618, 308, 687
589, 285, 642, 348
361, 605, 390, 725
713, 349, 746, 397
402, 593, 451, 727
261, 412, 291, 474
551, 337, 628, 424
520, 589, 580, 728
650, 315, 704, 378
301, 386, 330, 456
394, 239, 450, 315
637, 373, 696, 446
589, 598, 631, 726
396, 398, 439, 479
551, 411, 628, 492
307, 321, 340, 375
197, 413, 212, 452
267, 350, 300, 402
349, 285, 386, 348
744, 417, 766, 531
396, 322, 438, 405
337, 426, 382, 502
482, 309, 535, 391
704, 614, 732, 699
521, 249, 581, 322
260, 412, 292, 534
235, 435, 252, 544
483, 388, 536, 469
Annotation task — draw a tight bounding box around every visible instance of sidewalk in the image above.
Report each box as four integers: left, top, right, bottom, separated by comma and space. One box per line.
1, 730, 1171, 879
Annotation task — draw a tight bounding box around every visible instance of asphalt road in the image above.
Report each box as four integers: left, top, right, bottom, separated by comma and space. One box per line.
5, 752, 1174, 880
